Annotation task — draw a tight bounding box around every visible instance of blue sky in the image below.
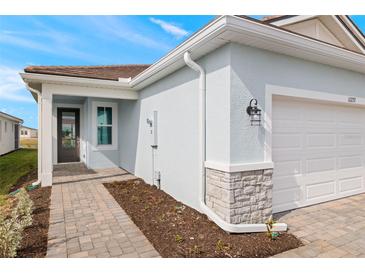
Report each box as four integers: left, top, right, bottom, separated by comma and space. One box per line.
0, 15, 364, 128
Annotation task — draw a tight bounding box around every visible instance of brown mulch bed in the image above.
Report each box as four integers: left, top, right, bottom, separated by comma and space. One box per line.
104, 179, 302, 258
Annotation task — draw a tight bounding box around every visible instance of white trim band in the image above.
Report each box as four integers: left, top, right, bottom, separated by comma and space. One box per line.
205, 161, 274, 173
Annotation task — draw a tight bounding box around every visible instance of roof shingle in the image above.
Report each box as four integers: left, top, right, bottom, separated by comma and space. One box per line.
24, 64, 150, 81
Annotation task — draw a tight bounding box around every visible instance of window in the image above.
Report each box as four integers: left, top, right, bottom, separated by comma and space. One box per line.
0, 120, 2, 141
97, 107, 112, 145
4, 122, 7, 133
92, 101, 118, 150
21, 130, 24, 135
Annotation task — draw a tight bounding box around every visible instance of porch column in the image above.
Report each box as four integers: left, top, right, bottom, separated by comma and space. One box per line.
41, 89, 53, 186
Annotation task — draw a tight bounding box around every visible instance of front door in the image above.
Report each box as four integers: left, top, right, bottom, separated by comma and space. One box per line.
57, 108, 80, 163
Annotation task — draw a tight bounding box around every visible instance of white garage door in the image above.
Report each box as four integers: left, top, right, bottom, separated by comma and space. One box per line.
272, 95, 365, 213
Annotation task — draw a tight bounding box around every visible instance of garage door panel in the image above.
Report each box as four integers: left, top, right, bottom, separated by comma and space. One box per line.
273, 175, 303, 190
305, 180, 336, 200
273, 187, 302, 212
306, 133, 336, 148
339, 176, 364, 193
274, 160, 301, 177
272, 95, 365, 213
306, 157, 336, 173
338, 133, 363, 146
272, 133, 302, 149
338, 155, 363, 169
337, 166, 364, 178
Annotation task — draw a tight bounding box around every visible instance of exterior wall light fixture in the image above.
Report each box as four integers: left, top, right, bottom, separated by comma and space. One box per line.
246, 98, 262, 126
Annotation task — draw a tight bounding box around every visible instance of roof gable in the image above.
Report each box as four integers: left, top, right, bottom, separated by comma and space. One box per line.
263, 15, 365, 54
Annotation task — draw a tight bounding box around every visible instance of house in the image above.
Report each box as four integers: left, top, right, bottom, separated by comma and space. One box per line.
20, 125, 38, 138
20, 15, 365, 233
0, 111, 23, 155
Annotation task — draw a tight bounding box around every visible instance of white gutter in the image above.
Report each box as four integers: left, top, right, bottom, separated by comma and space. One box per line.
184, 51, 287, 233
20, 72, 132, 90
25, 84, 42, 187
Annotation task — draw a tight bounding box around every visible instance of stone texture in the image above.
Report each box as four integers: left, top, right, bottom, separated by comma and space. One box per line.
206, 168, 273, 224
46, 163, 160, 258
274, 193, 365, 258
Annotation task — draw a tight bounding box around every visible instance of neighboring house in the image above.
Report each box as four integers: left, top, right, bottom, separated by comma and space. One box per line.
20, 126, 38, 138
20, 15, 365, 233
0, 111, 23, 155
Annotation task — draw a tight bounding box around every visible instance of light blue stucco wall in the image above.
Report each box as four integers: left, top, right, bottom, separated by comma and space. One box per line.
85, 97, 120, 169
229, 43, 365, 164
118, 44, 231, 210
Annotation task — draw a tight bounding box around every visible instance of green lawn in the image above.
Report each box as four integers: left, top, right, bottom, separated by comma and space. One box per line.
0, 149, 37, 203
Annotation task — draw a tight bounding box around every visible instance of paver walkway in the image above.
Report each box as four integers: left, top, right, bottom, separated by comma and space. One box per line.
46, 163, 160, 258
274, 194, 365, 258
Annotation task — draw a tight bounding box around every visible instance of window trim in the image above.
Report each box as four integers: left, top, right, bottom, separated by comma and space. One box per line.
92, 101, 118, 151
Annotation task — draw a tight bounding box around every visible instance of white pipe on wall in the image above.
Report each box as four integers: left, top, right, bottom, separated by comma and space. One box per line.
183, 52, 287, 233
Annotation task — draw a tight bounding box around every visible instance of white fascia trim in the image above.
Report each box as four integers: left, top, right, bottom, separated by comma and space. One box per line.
339, 16, 365, 45
270, 15, 317, 26
132, 15, 365, 90
200, 203, 287, 233
227, 16, 365, 66
20, 72, 131, 90
205, 161, 274, 173
332, 15, 365, 54
130, 16, 227, 88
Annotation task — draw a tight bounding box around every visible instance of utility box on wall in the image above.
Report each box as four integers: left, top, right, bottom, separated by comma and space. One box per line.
151, 110, 158, 148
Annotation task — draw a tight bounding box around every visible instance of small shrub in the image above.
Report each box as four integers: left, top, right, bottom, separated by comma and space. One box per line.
0, 188, 33, 258
216, 239, 230, 252
265, 217, 279, 240
175, 234, 184, 243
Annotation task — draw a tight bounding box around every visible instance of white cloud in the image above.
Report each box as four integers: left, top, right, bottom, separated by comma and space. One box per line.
149, 17, 189, 39
0, 28, 96, 62
0, 66, 33, 103
87, 16, 171, 51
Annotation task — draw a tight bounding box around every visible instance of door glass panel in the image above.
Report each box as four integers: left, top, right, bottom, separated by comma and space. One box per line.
62, 111, 76, 149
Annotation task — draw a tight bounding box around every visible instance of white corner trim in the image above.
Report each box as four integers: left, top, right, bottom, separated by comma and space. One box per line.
91, 101, 118, 151
200, 203, 287, 233
205, 161, 274, 173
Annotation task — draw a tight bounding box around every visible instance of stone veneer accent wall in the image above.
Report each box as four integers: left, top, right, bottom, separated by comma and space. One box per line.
205, 168, 273, 224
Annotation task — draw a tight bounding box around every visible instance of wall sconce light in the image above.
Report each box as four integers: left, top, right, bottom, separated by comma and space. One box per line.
246, 98, 262, 126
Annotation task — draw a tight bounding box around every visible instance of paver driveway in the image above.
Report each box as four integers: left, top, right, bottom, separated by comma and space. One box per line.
274, 194, 365, 258
46, 164, 160, 258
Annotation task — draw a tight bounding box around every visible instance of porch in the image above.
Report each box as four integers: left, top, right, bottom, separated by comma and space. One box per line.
36, 84, 139, 186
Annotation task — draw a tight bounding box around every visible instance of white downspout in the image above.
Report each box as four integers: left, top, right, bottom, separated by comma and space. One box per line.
184, 52, 287, 233
25, 84, 42, 187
